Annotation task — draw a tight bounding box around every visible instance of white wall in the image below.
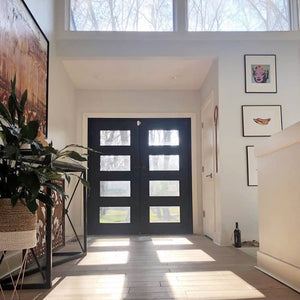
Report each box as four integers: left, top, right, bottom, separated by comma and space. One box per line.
24, 0, 79, 237
218, 41, 300, 245
76, 90, 202, 233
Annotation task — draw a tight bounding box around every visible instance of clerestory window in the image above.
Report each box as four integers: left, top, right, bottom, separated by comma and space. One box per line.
69, 0, 295, 32
188, 0, 291, 31
70, 0, 174, 31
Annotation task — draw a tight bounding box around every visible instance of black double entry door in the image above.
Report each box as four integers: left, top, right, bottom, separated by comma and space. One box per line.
88, 118, 192, 235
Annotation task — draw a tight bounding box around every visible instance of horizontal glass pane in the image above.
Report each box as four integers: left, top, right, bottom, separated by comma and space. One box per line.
149, 206, 180, 223
149, 130, 179, 146
70, 0, 173, 32
100, 207, 130, 223
100, 181, 131, 197
149, 155, 179, 171
100, 155, 131, 171
188, 0, 290, 32
149, 180, 180, 197
100, 130, 130, 146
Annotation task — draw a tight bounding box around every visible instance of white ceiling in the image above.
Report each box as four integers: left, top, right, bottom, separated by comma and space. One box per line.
62, 57, 215, 90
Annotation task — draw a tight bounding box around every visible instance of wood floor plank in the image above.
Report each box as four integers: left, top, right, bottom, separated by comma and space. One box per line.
2, 235, 299, 300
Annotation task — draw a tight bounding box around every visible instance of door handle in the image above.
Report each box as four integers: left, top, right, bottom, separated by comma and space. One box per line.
205, 173, 213, 179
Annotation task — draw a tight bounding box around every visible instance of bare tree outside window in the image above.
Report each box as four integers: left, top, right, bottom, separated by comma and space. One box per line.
70, 0, 173, 31
188, 0, 290, 31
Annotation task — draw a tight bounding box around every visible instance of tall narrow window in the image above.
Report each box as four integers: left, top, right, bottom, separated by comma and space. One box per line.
188, 0, 291, 31
70, 0, 174, 32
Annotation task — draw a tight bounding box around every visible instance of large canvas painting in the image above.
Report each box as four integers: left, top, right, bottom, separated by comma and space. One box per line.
0, 0, 49, 136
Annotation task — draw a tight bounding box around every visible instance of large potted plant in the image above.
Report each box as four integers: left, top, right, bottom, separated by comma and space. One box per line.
0, 77, 89, 250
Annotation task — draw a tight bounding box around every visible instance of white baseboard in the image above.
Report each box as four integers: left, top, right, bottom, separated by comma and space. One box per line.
256, 251, 300, 293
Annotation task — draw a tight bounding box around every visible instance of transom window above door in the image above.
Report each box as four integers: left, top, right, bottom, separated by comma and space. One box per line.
70, 0, 174, 31
188, 0, 291, 31
69, 0, 295, 32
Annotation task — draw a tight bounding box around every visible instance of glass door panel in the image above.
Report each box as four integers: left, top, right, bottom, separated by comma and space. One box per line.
139, 118, 192, 234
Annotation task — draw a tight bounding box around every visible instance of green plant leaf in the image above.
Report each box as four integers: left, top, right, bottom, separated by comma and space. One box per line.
59, 143, 97, 153
0, 101, 12, 123
30, 141, 42, 154
78, 176, 90, 189
42, 172, 62, 181
0, 77, 92, 215
26, 200, 38, 214
4, 144, 18, 158
11, 193, 20, 206
7, 174, 19, 193
41, 146, 58, 156
20, 90, 27, 113
19, 171, 40, 198
8, 94, 18, 124
62, 172, 71, 184
18, 90, 27, 127
11, 75, 16, 94
37, 192, 54, 207
3, 124, 21, 146
21, 120, 39, 140
43, 182, 67, 199
67, 173, 90, 189
18, 116, 25, 128
60, 150, 87, 162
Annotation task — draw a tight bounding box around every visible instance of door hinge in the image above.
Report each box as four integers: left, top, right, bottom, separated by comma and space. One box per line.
202, 166, 204, 173
203, 210, 206, 218
137, 120, 142, 126
201, 122, 204, 128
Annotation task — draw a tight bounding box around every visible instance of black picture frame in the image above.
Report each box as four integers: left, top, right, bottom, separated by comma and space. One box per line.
244, 54, 277, 94
246, 146, 258, 187
242, 105, 283, 137
0, 0, 49, 136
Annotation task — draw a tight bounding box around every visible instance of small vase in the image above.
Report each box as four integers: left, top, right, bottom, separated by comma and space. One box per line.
0, 198, 37, 250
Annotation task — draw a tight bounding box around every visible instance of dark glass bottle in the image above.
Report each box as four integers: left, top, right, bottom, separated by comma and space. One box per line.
234, 222, 242, 248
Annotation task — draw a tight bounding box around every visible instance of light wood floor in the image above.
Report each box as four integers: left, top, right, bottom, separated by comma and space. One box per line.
2, 235, 300, 299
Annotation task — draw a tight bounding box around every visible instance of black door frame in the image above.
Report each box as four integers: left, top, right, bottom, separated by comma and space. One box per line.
87, 118, 193, 235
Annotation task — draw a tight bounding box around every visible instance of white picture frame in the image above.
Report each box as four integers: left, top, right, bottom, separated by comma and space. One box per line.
242, 105, 282, 137
246, 146, 258, 186
244, 54, 277, 93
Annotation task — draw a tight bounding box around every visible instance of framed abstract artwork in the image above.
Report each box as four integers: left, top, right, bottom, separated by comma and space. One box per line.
0, 0, 49, 136
242, 105, 282, 137
246, 146, 258, 186
244, 54, 277, 93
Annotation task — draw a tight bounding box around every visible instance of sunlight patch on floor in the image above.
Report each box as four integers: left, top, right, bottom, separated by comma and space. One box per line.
78, 251, 129, 265
157, 249, 215, 263
51, 276, 62, 286
44, 274, 126, 299
89, 238, 130, 247
152, 237, 193, 245
166, 271, 265, 299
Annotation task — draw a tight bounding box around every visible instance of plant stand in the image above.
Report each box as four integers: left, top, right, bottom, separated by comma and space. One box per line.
0, 161, 87, 290
0, 249, 29, 299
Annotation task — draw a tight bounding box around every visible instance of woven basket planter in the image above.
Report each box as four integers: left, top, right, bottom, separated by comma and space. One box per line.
0, 198, 37, 250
